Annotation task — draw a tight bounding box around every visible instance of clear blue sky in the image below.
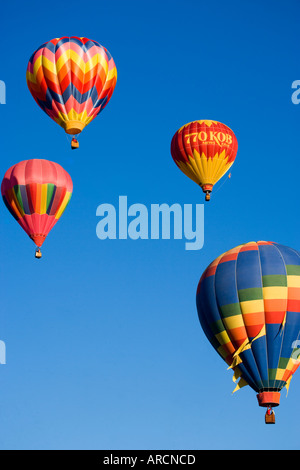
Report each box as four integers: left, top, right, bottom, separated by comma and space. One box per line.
0, 0, 300, 450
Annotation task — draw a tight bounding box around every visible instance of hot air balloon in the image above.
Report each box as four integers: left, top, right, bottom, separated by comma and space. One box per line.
196, 241, 300, 424
1, 159, 73, 258
26, 37, 117, 149
171, 120, 238, 201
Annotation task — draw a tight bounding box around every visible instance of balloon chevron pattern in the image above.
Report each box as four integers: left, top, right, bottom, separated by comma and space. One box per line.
26, 37, 117, 135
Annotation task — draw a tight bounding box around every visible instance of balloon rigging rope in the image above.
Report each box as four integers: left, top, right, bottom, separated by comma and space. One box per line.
65, 133, 71, 144
211, 173, 231, 198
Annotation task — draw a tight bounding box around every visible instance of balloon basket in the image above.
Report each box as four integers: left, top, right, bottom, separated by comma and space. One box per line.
35, 249, 42, 259
71, 138, 79, 150
265, 411, 275, 424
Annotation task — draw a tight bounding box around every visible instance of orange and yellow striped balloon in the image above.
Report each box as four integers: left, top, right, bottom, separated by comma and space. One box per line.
26, 37, 117, 139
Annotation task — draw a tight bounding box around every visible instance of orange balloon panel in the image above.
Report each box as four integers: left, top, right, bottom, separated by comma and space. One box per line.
171, 120, 238, 200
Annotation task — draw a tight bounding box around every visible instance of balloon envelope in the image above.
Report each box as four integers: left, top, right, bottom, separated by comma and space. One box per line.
171, 120, 238, 200
1, 159, 73, 248
26, 37, 117, 136
196, 241, 300, 408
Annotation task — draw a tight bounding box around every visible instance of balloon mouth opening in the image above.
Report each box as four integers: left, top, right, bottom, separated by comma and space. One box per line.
202, 183, 213, 192
30, 234, 46, 247
202, 184, 213, 201
64, 120, 85, 135
257, 391, 280, 407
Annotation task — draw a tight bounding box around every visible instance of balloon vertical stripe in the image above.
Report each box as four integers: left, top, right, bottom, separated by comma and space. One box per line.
1, 159, 73, 248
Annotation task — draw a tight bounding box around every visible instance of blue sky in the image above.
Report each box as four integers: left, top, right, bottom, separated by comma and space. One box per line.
0, 0, 300, 450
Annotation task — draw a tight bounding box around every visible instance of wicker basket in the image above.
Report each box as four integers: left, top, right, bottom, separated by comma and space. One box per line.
265, 412, 275, 424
